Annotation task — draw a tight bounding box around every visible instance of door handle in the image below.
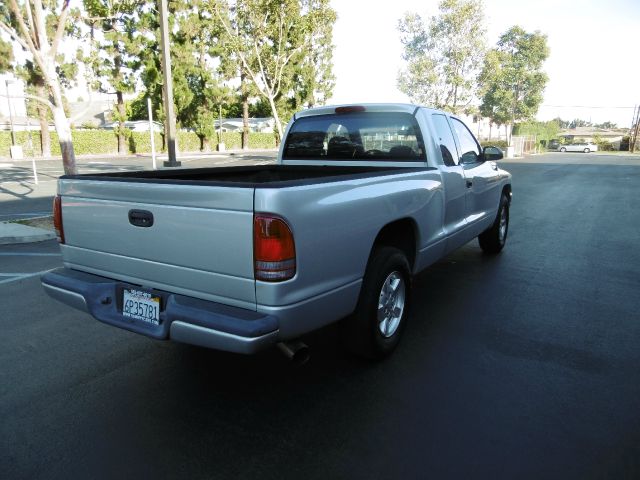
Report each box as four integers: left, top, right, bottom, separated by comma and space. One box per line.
466, 180, 473, 188
128, 209, 154, 227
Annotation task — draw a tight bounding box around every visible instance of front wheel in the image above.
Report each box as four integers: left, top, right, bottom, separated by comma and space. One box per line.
584, 148, 590, 153
478, 194, 510, 254
560, 147, 567, 152
343, 247, 411, 359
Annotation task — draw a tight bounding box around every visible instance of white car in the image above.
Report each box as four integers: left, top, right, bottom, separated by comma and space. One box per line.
559, 142, 598, 153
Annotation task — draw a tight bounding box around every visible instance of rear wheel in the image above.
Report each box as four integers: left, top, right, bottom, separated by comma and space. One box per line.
560, 147, 567, 152
478, 194, 509, 254
343, 247, 411, 359
584, 148, 590, 153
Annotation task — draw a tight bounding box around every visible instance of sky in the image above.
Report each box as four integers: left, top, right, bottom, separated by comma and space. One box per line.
328, 0, 640, 128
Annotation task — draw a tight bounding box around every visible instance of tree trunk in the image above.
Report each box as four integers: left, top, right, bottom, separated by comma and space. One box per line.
241, 73, 249, 150
46, 62, 76, 175
35, 83, 51, 157
267, 95, 283, 145
242, 99, 249, 149
52, 104, 75, 175
202, 136, 210, 152
116, 91, 126, 155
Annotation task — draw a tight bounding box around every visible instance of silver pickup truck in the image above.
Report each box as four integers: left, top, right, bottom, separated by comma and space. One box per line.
42, 104, 512, 360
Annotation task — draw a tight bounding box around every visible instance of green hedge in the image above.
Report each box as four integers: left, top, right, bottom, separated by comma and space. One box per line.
0, 131, 41, 157
128, 131, 164, 154
1, 129, 277, 157
481, 140, 509, 148
49, 131, 119, 156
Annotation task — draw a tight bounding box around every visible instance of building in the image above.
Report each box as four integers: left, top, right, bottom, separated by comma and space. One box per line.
559, 127, 629, 150
214, 117, 275, 134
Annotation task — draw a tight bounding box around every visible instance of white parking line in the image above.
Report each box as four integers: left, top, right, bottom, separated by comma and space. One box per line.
0, 269, 54, 285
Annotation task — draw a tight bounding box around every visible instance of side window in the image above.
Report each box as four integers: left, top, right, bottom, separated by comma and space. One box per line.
451, 118, 481, 164
431, 114, 459, 167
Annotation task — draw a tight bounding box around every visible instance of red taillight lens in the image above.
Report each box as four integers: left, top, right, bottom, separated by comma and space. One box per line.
254, 214, 296, 282
53, 195, 65, 244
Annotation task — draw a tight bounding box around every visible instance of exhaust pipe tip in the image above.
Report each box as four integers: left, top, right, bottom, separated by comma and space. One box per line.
277, 340, 310, 366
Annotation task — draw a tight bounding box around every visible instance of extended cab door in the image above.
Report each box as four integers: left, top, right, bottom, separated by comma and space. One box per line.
430, 113, 468, 248
449, 117, 503, 231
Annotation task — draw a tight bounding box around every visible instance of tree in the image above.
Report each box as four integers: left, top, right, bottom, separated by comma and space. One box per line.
594, 121, 617, 129
397, 0, 486, 113
513, 119, 559, 145
173, 0, 235, 150
478, 26, 549, 145
1, 0, 78, 174
126, 0, 232, 151
19, 61, 52, 156
568, 118, 591, 128
83, 0, 147, 155
214, 0, 337, 141
0, 37, 13, 71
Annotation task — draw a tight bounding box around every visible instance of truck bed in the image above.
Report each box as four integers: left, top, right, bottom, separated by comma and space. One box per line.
61, 165, 425, 187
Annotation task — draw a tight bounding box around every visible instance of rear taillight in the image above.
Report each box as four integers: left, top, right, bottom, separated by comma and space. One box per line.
254, 214, 296, 282
53, 195, 65, 244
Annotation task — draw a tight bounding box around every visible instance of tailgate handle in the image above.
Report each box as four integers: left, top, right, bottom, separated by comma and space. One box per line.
128, 209, 154, 228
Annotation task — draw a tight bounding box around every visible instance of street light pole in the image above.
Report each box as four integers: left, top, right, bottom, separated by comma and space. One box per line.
158, 0, 180, 167
5, 79, 16, 146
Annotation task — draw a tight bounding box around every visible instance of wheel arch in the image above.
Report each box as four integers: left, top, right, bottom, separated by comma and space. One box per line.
369, 218, 418, 271
502, 183, 512, 203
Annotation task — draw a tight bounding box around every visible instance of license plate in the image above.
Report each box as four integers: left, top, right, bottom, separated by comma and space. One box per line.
122, 288, 160, 325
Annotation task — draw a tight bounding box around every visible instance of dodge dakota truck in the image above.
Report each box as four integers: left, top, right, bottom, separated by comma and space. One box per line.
42, 104, 512, 360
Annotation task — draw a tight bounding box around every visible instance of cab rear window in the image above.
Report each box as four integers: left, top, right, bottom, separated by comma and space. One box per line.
283, 112, 426, 161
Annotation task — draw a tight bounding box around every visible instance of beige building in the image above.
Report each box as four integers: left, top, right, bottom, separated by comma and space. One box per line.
560, 127, 629, 150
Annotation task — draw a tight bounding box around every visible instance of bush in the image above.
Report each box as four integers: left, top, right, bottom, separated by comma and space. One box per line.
53, 131, 119, 156
0, 131, 40, 157
481, 140, 508, 148
128, 131, 164, 153
597, 142, 616, 151
1, 129, 277, 157
249, 132, 277, 149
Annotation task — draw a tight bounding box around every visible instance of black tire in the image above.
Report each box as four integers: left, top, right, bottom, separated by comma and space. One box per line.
343, 247, 411, 359
584, 148, 590, 153
560, 147, 566, 152
478, 194, 510, 254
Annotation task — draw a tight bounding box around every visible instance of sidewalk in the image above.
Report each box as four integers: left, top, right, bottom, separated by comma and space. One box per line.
0, 220, 55, 245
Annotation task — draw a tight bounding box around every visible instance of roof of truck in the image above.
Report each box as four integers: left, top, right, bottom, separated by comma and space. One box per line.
293, 103, 436, 119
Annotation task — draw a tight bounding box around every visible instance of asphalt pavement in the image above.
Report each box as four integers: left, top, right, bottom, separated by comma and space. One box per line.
1, 153, 640, 479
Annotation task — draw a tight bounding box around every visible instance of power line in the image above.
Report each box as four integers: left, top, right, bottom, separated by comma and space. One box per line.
541, 104, 636, 109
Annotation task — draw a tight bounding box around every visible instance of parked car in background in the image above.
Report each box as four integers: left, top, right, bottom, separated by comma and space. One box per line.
559, 142, 598, 153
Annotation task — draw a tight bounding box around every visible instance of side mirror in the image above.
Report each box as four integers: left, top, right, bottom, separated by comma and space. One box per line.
483, 146, 504, 161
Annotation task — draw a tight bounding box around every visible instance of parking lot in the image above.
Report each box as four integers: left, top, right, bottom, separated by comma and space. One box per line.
1, 153, 640, 479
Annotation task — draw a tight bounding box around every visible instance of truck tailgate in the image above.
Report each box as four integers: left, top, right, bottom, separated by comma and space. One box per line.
58, 179, 256, 309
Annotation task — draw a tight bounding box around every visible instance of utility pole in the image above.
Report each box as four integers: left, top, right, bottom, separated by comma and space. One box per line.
158, 0, 180, 167
5, 79, 16, 146
631, 105, 640, 153
147, 97, 157, 170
